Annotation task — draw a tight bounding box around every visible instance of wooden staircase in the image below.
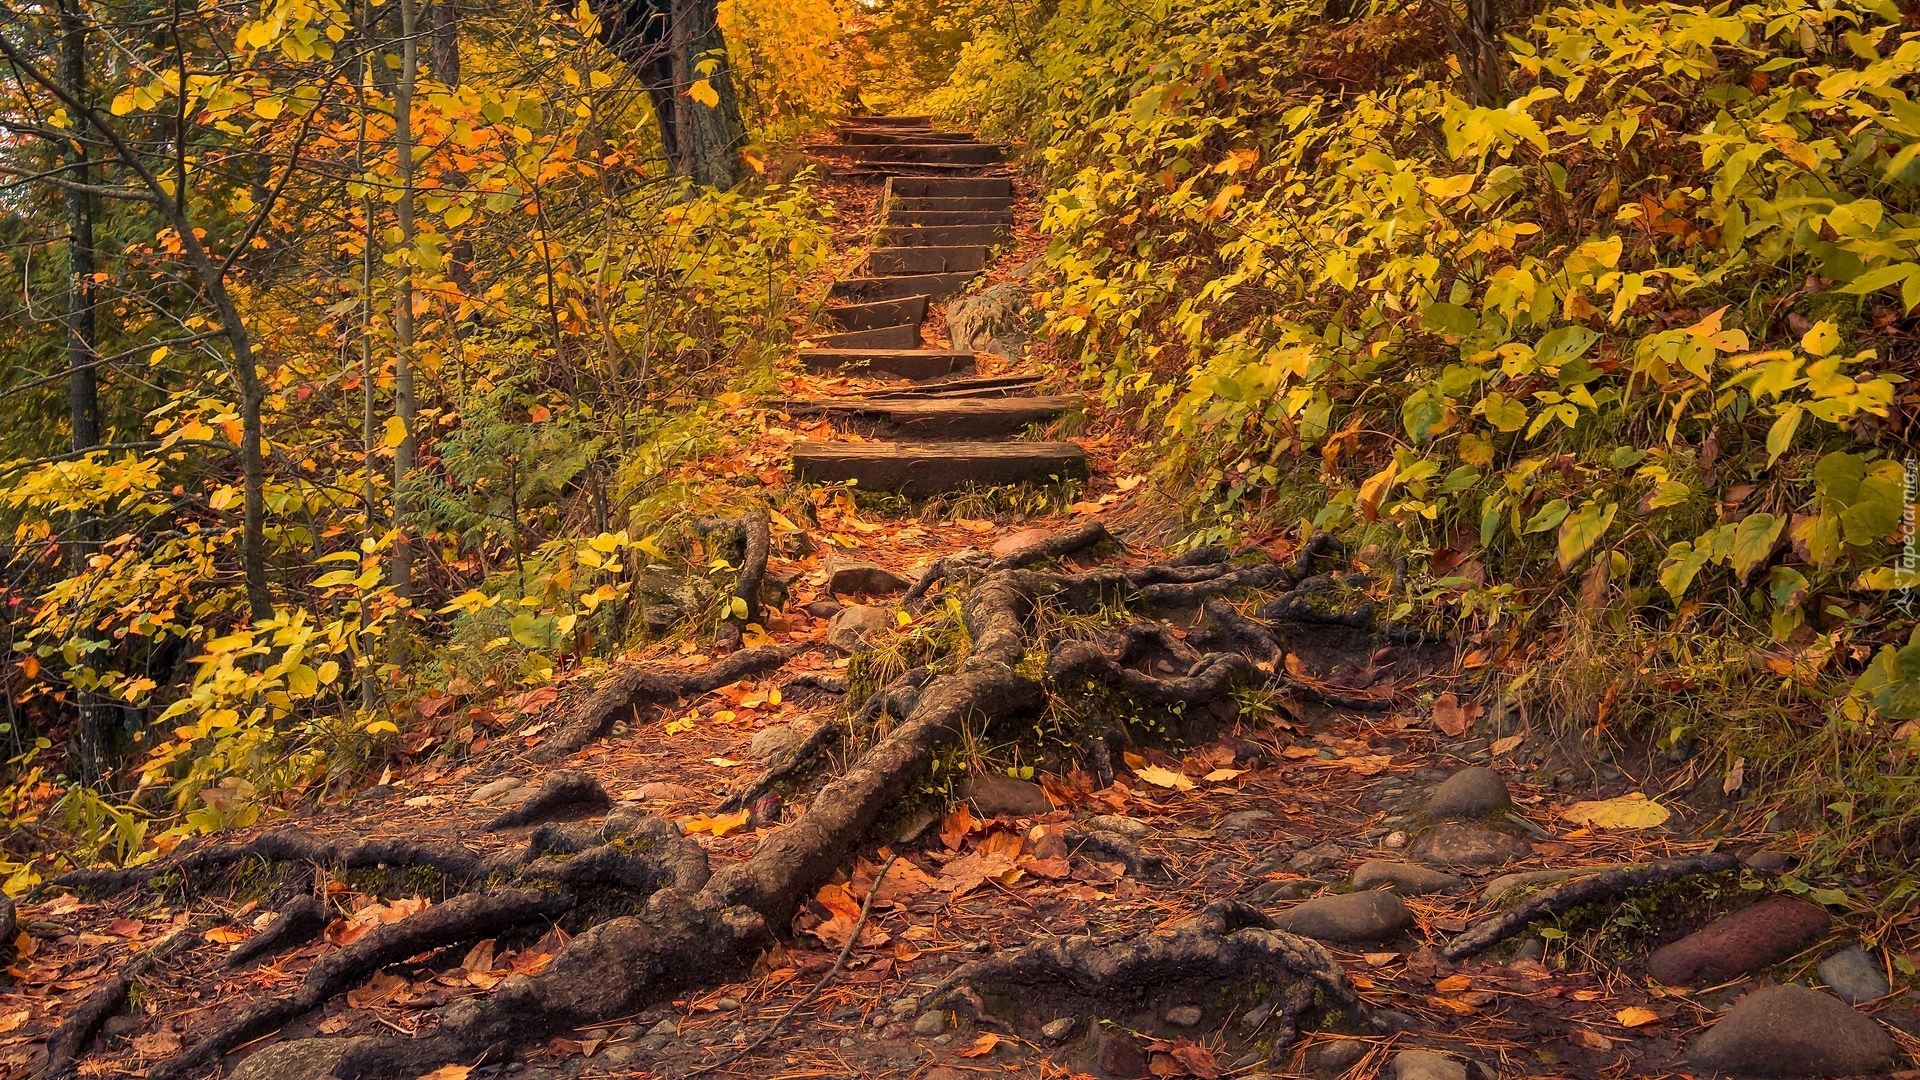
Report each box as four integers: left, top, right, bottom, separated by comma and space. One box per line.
791, 115, 1086, 496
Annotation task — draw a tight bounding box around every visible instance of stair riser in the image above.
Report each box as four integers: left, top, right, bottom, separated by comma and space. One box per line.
824, 295, 929, 331
799, 350, 976, 381
889, 197, 1015, 213
831, 272, 977, 302
881, 225, 1010, 248
831, 144, 1005, 164
792, 442, 1087, 495
865, 247, 988, 275
816, 324, 921, 349
838, 130, 976, 144
885, 177, 1014, 199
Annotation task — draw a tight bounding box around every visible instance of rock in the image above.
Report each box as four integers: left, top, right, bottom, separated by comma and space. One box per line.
646, 1018, 679, 1038
1510, 938, 1546, 964
1390, 1049, 1467, 1080
1163, 1004, 1203, 1027
1272, 890, 1412, 943
1219, 810, 1271, 835
228, 1039, 348, 1080
991, 528, 1054, 558
1480, 866, 1618, 905
1382, 830, 1408, 849
635, 782, 698, 802
1289, 842, 1346, 873
1088, 814, 1151, 838
1645, 897, 1831, 987
714, 996, 740, 1011
913, 1010, 948, 1036
1427, 767, 1512, 820
1311, 1039, 1369, 1075
1408, 822, 1531, 869
1687, 985, 1896, 1077
469, 777, 523, 805
925, 1069, 970, 1080
749, 725, 808, 761
483, 769, 609, 830
1351, 861, 1467, 896
826, 604, 893, 652
963, 773, 1052, 817
826, 555, 911, 597
1095, 1029, 1148, 1077
1369, 1009, 1422, 1034
947, 281, 1035, 359
100, 1014, 140, 1040
1042, 1017, 1075, 1042
1251, 879, 1320, 903
889, 997, 920, 1017
1819, 945, 1892, 1004
804, 599, 842, 620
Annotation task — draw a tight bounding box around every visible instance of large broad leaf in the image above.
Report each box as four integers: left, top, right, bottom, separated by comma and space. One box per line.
1557, 501, 1617, 569
1659, 540, 1712, 600
1563, 793, 1671, 829
1422, 301, 1479, 337
1534, 325, 1599, 367
1853, 636, 1920, 720
1728, 513, 1786, 582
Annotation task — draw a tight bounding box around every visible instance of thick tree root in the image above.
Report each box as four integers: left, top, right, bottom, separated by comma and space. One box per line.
150, 888, 575, 1080
40, 923, 203, 1079
905, 520, 1115, 609
52, 829, 490, 897
927, 904, 1363, 1057
535, 642, 795, 759
720, 664, 937, 814
1441, 853, 1743, 960
484, 770, 611, 830
226, 896, 329, 968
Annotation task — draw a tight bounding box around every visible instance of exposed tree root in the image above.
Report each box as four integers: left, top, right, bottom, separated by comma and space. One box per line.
989, 520, 1116, 570
483, 770, 611, 830
40, 923, 203, 1079
1440, 853, 1743, 960
52, 829, 491, 897
927, 903, 1364, 1058
696, 509, 772, 648
535, 642, 796, 760
1066, 825, 1167, 879
226, 896, 329, 968
719, 664, 936, 814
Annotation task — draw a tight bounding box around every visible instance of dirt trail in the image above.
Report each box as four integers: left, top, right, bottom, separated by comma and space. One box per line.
7, 122, 1920, 1080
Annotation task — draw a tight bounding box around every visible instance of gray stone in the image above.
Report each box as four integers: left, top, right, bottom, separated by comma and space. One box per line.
647, 1018, 679, 1037
1219, 810, 1271, 835
1819, 945, 1892, 1005
804, 599, 842, 620
1310, 1039, 1369, 1075
469, 777, 523, 805
1409, 822, 1532, 869
228, 1040, 347, 1080
913, 1010, 948, 1036
1163, 1004, 1203, 1027
1687, 985, 1896, 1077
1390, 1049, 1467, 1080
1041, 1017, 1075, 1042
1272, 890, 1412, 943
826, 555, 911, 597
1743, 849, 1794, 873
1427, 767, 1512, 821
749, 725, 808, 761
714, 996, 740, 1011
947, 281, 1035, 359
826, 604, 893, 652
1351, 861, 1467, 896
963, 773, 1052, 817
1251, 879, 1320, 903
1382, 830, 1408, 849
889, 996, 920, 1017
634, 782, 698, 803
1289, 843, 1347, 873
1087, 814, 1150, 838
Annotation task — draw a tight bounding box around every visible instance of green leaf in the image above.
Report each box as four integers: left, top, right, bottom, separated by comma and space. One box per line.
1556, 501, 1617, 569
1659, 540, 1712, 600
1534, 325, 1599, 367
1765, 406, 1803, 467
1421, 301, 1478, 337
1522, 498, 1569, 534
1480, 393, 1527, 432
1728, 513, 1786, 582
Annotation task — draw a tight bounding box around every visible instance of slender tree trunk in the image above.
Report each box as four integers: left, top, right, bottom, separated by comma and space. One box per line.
60, 0, 99, 457
673, 0, 745, 189
430, 0, 459, 83
390, 0, 420, 600
358, 0, 382, 709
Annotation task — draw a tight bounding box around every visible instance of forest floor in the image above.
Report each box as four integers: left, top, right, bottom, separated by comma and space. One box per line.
8, 150, 1920, 1080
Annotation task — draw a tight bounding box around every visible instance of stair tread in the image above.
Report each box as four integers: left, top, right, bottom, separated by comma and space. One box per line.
792, 439, 1087, 494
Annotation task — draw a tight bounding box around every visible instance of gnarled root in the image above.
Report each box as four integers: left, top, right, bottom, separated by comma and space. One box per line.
41, 924, 203, 1079
52, 829, 489, 898
1441, 853, 1742, 960
535, 642, 795, 760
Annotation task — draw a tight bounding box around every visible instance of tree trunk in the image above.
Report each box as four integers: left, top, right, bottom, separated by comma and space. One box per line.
390, 0, 420, 601
430, 0, 459, 84
670, 0, 744, 189
59, 0, 99, 457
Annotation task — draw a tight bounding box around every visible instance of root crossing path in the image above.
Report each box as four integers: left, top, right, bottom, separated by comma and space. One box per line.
9, 126, 1908, 1080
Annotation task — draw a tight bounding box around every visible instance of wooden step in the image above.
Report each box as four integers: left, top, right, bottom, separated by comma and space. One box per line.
835, 163, 1012, 178
886, 176, 1012, 199
816, 324, 921, 349
842, 114, 931, 126
780, 396, 1078, 439
799, 349, 976, 380
823, 143, 1006, 165
865, 246, 988, 275
880, 224, 1011, 248
792, 440, 1087, 495
831, 271, 978, 302
887, 209, 1015, 227
861, 374, 1044, 398
889, 196, 1015, 213
839, 130, 977, 144
825, 295, 928, 332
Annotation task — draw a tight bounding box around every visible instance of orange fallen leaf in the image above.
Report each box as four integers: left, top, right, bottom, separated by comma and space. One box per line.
1434, 974, 1472, 992
1616, 1006, 1659, 1028
206, 926, 249, 944
1134, 765, 1194, 791
417, 1065, 475, 1080
1431, 692, 1481, 737
957, 1032, 1001, 1057
680, 808, 752, 837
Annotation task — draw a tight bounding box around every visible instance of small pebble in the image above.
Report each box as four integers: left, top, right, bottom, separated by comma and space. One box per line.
914, 1010, 948, 1036
714, 996, 740, 1011
1164, 1004, 1203, 1027
1041, 1017, 1074, 1042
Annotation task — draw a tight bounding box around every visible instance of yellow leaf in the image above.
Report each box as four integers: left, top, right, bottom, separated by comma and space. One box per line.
382, 415, 409, 448
364, 719, 399, 736
417, 1066, 474, 1080
1202, 768, 1244, 782
1562, 793, 1671, 830
680, 809, 751, 837
957, 1032, 1001, 1058
1490, 733, 1524, 756
688, 79, 720, 108
1134, 765, 1195, 791
316, 660, 340, 685
895, 610, 913, 627
1616, 1006, 1659, 1028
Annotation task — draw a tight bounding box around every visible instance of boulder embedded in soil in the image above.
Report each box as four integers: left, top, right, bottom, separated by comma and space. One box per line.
963, 773, 1052, 817
1351, 861, 1468, 896
826, 556, 911, 597
1272, 890, 1412, 943
1645, 896, 1830, 987
1390, 1049, 1468, 1080
228, 1040, 347, 1080
827, 604, 894, 652
1426, 767, 1513, 820
1687, 984, 1896, 1077
1818, 945, 1892, 1005
1408, 821, 1532, 869
749, 724, 809, 761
